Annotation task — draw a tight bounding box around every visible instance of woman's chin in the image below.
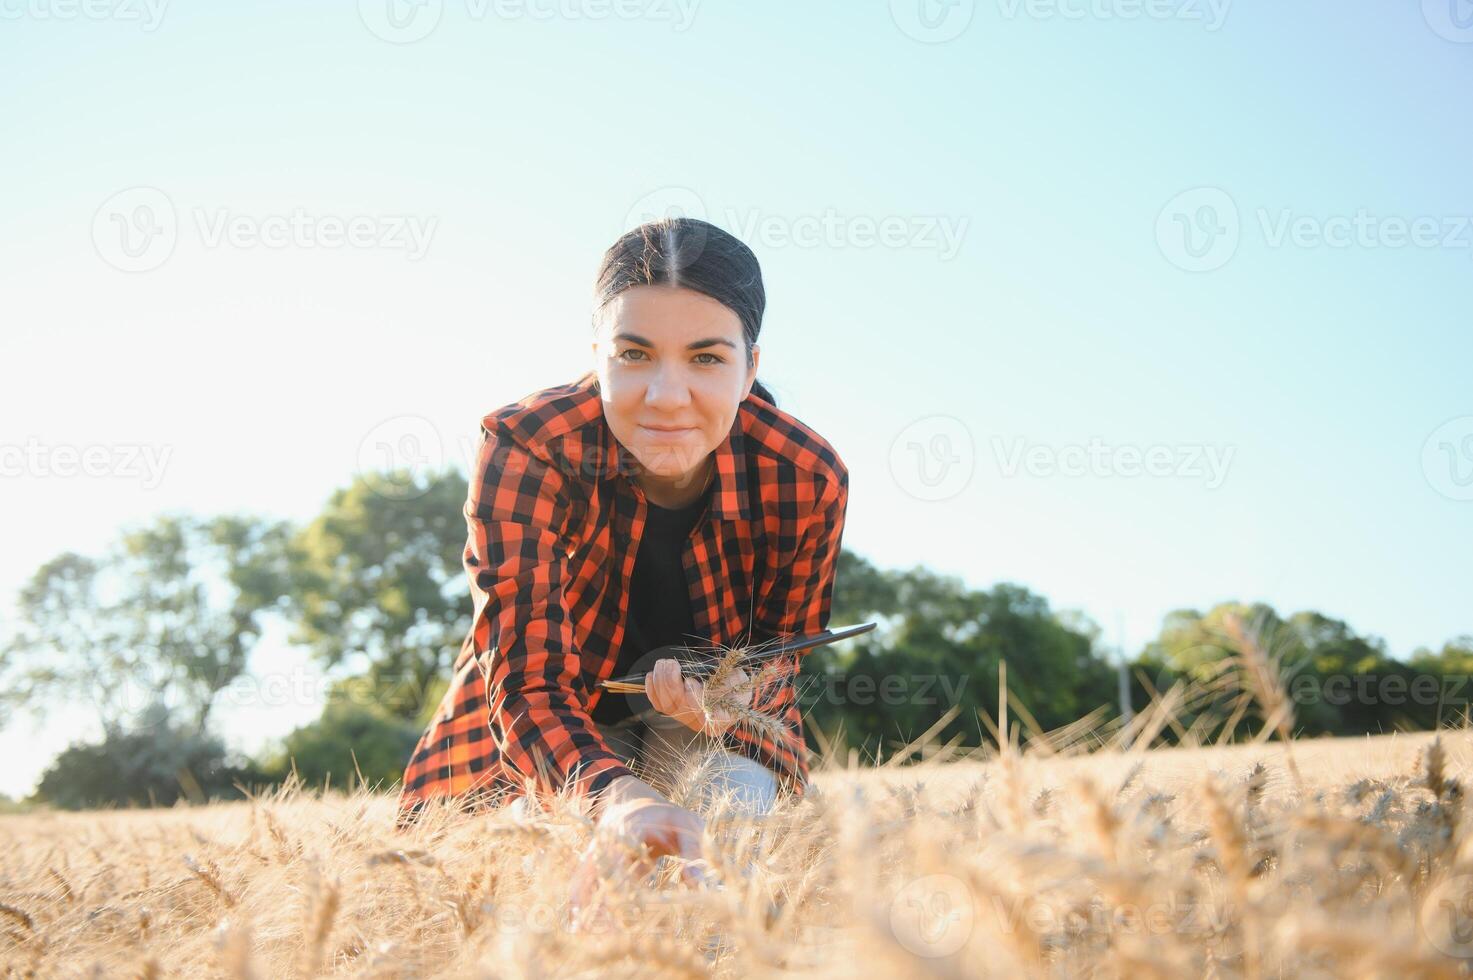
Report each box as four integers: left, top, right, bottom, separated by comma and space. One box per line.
637, 463, 688, 483
636, 447, 705, 475
630, 450, 704, 486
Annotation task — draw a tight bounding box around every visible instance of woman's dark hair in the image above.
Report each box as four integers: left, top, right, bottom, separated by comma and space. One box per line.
585, 216, 775, 406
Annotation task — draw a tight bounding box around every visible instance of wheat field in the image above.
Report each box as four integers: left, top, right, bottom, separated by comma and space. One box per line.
4, 724, 1473, 979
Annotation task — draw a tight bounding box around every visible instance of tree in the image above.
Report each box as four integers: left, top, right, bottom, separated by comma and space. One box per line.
1409, 635, 1473, 675
1132, 602, 1438, 740
33, 704, 262, 810
1, 512, 292, 736
285, 468, 470, 722
1407, 635, 1473, 726
259, 683, 423, 792
802, 557, 1116, 759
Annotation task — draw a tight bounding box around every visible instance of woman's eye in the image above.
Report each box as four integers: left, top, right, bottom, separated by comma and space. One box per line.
617, 349, 648, 362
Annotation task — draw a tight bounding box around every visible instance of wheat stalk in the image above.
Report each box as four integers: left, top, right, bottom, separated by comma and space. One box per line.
184, 854, 237, 908
45, 867, 76, 906
215, 920, 260, 980
10, 667, 1473, 978
298, 865, 340, 977
598, 632, 815, 692
0, 902, 34, 933
1220, 609, 1305, 794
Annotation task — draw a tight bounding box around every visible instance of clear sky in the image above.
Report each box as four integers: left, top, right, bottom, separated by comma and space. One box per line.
3, 0, 1471, 797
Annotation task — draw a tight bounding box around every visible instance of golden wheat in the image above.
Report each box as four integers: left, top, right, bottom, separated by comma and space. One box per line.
6, 666, 1473, 976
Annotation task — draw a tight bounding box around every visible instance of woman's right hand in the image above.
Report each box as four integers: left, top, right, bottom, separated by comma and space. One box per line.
568, 778, 709, 922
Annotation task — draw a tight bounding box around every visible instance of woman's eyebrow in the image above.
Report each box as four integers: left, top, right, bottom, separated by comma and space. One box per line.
613, 332, 739, 351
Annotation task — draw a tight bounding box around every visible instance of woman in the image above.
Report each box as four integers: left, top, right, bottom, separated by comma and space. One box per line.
396, 216, 849, 884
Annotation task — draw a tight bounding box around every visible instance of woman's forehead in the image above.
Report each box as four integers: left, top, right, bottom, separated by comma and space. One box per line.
599, 285, 743, 342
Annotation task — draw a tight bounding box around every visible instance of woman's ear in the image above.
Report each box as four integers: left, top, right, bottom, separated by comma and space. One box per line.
743, 343, 760, 397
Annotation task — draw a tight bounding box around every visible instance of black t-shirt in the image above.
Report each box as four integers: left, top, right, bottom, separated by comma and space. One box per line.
591, 483, 712, 727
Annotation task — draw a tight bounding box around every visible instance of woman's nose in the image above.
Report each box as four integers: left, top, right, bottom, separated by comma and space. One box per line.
644, 368, 691, 407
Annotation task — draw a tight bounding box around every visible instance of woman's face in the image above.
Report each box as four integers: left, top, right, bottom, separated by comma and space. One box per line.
592, 284, 759, 505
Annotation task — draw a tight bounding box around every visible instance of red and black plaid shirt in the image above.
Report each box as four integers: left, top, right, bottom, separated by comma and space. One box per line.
397, 372, 848, 826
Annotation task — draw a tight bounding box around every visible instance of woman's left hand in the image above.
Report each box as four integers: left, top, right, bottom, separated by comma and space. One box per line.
644, 657, 754, 737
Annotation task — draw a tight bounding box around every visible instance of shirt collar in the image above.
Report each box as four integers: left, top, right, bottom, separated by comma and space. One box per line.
575, 373, 753, 522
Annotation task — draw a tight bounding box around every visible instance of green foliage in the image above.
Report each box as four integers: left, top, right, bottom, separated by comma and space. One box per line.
8, 461, 1472, 814
1, 513, 292, 735
1410, 636, 1473, 675
33, 705, 263, 810
802, 557, 1116, 760
284, 467, 470, 722
1131, 602, 1452, 741
260, 686, 423, 792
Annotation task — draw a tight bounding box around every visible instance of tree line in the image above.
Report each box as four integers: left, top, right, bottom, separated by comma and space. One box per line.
2, 466, 1468, 810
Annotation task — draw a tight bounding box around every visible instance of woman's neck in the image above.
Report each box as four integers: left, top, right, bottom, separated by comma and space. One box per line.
637, 456, 715, 509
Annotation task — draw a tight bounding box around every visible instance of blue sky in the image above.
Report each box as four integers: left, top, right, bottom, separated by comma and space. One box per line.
3, 0, 1471, 796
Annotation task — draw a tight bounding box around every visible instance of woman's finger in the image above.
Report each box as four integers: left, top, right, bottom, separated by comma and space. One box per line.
644, 668, 665, 713
657, 659, 680, 712
677, 824, 707, 882
568, 841, 604, 920
655, 659, 683, 716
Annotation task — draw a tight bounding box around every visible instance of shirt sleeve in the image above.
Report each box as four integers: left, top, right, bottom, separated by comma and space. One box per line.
747, 466, 850, 740
766, 467, 848, 637
463, 425, 635, 804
